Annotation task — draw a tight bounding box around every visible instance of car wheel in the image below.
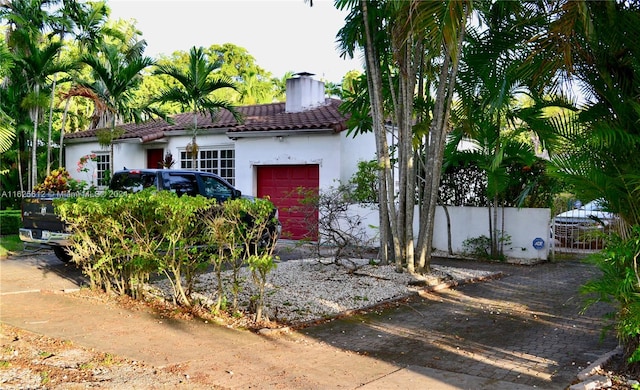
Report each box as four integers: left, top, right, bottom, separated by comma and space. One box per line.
52, 246, 73, 263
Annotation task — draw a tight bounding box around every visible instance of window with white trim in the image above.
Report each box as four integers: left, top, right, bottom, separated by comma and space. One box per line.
95, 153, 110, 187
180, 147, 235, 185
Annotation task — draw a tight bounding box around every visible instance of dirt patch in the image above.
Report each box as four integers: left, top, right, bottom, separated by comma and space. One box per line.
0, 322, 201, 389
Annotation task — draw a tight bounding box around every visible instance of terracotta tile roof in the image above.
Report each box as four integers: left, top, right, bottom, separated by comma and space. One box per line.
65, 99, 348, 143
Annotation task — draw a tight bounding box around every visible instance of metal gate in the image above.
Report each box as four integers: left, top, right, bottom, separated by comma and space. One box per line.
550, 200, 616, 254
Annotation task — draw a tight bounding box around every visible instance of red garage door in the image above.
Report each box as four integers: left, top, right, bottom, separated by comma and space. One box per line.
257, 165, 319, 240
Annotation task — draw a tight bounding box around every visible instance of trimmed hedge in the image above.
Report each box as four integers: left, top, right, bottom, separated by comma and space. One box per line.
55, 190, 279, 319
0, 210, 21, 235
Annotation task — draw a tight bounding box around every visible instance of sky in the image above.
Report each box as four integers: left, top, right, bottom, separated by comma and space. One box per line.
107, 0, 364, 83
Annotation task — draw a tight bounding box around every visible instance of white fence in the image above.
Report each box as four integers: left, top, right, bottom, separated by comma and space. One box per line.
335, 205, 551, 261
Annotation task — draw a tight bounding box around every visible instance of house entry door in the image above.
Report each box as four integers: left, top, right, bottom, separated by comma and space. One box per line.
146, 149, 164, 169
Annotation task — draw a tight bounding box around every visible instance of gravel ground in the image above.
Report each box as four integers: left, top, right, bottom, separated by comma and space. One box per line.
152, 258, 500, 325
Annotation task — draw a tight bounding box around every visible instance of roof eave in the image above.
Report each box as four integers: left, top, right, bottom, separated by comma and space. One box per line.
65, 137, 98, 144
226, 128, 336, 139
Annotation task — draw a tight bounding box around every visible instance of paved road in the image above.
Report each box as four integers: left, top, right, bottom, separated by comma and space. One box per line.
1, 250, 617, 389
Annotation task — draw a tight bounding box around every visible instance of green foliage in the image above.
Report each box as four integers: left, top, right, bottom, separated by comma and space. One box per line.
462, 235, 492, 259
57, 189, 279, 322
0, 210, 21, 235
204, 197, 278, 322
462, 232, 512, 261
349, 160, 380, 204
55, 190, 214, 301
582, 226, 640, 373
148, 191, 214, 306
0, 234, 22, 257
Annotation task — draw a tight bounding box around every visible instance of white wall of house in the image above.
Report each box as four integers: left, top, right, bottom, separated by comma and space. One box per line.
163, 132, 233, 169
234, 132, 342, 195
339, 205, 551, 261
66, 142, 147, 186
65, 143, 103, 183
340, 131, 376, 184
114, 143, 147, 171
65, 128, 376, 195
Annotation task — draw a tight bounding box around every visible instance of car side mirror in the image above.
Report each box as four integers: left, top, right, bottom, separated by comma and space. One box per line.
232, 189, 241, 199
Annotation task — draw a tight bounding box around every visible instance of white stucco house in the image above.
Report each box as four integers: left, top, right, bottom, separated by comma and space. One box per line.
64, 74, 376, 240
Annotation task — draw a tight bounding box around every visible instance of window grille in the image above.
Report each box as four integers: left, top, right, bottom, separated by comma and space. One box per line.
180, 147, 235, 184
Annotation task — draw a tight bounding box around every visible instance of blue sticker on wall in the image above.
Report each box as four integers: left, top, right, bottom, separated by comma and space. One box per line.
532, 237, 545, 250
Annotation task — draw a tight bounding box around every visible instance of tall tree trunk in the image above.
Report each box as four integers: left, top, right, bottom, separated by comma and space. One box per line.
17, 132, 25, 192
192, 114, 199, 170
500, 204, 505, 256
109, 116, 115, 176
361, 0, 399, 268
46, 74, 57, 176
58, 97, 71, 168
395, 39, 418, 273
416, 5, 469, 273
30, 84, 40, 191
16, 154, 24, 193
442, 203, 453, 255
492, 195, 499, 257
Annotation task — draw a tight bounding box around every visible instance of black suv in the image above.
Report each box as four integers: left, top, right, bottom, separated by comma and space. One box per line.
110, 168, 281, 240
110, 169, 242, 203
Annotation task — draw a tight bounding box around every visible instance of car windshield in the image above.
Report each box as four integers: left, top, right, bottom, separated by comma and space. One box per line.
110, 172, 157, 192
581, 200, 606, 211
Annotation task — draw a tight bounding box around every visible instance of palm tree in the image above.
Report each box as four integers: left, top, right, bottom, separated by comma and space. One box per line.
529, 0, 640, 373
236, 69, 273, 105
272, 71, 294, 102
0, 40, 15, 155
13, 38, 69, 190
1, 0, 64, 190
80, 41, 156, 176
335, 0, 471, 272
449, 0, 561, 257
151, 46, 241, 170
45, 0, 111, 174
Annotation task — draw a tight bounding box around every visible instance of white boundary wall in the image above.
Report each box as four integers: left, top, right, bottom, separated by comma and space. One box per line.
340, 205, 551, 261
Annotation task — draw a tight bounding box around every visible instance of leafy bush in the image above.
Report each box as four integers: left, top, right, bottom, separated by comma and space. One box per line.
0, 210, 21, 235
349, 160, 380, 204
56, 190, 214, 301
153, 191, 213, 306
56, 190, 279, 322
203, 197, 279, 321
462, 233, 512, 261
582, 226, 640, 376
462, 235, 492, 259
34, 168, 93, 193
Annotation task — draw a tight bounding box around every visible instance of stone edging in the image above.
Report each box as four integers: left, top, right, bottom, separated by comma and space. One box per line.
569, 345, 622, 390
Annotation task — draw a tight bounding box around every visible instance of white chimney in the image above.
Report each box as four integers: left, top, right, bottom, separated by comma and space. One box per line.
285, 72, 326, 113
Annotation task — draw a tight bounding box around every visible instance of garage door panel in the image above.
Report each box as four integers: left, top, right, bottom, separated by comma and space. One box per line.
257, 165, 319, 240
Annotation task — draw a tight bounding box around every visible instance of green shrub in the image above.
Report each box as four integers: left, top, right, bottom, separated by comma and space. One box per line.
0, 210, 22, 235
582, 226, 640, 376
56, 190, 279, 321
349, 160, 380, 204
462, 235, 492, 259
56, 190, 214, 301
462, 232, 511, 261
152, 191, 214, 306
204, 197, 279, 321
